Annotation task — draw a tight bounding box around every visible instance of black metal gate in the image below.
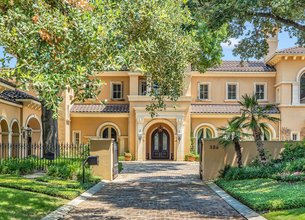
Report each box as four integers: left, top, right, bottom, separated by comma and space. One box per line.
113, 141, 119, 179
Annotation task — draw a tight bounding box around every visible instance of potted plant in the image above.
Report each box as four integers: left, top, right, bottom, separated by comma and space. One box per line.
124, 150, 132, 161
185, 151, 198, 162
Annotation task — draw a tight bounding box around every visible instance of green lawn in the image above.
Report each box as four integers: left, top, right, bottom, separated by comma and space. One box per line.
216, 178, 305, 211
0, 175, 97, 199
0, 175, 100, 219
0, 187, 67, 220
263, 207, 305, 220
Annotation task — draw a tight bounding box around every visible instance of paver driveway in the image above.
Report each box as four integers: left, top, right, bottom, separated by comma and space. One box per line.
63, 161, 244, 220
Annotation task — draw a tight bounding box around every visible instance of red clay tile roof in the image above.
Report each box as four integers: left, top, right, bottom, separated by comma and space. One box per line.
71, 104, 129, 113
191, 104, 280, 114
206, 61, 275, 72
275, 46, 305, 54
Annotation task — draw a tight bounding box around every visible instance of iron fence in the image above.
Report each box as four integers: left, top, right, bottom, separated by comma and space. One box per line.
0, 143, 89, 171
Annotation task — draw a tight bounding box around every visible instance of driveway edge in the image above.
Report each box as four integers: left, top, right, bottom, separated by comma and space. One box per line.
41, 181, 106, 220
206, 182, 266, 220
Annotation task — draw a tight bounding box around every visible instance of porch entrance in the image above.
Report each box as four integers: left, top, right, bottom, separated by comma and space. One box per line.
151, 126, 170, 159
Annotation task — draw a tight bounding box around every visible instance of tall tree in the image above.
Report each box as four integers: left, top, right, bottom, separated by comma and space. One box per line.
0, 0, 225, 147
233, 94, 280, 164
218, 120, 250, 168
196, 0, 305, 60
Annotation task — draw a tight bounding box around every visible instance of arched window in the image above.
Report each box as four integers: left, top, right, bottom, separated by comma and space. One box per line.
300, 72, 305, 103
196, 126, 215, 154
101, 126, 118, 142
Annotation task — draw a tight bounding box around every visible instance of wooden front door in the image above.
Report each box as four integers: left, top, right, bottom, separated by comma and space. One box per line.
151, 127, 170, 159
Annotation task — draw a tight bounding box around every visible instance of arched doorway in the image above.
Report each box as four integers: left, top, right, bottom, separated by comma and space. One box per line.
25, 115, 42, 157
0, 118, 9, 145
144, 121, 175, 160
0, 118, 9, 159
151, 126, 170, 159
11, 120, 20, 157
11, 120, 20, 145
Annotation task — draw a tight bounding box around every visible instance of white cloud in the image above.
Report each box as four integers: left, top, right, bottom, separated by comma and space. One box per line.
221, 38, 240, 49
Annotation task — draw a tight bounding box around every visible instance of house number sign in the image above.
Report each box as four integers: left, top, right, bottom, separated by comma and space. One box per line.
209, 145, 219, 150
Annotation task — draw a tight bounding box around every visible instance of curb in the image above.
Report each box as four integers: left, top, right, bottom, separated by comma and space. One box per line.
207, 182, 266, 220
41, 181, 106, 220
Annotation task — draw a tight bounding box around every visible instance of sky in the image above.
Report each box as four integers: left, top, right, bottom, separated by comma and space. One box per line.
221, 31, 297, 60
0, 30, 298, 68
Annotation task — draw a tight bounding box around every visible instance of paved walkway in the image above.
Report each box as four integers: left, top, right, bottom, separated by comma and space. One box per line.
62, 161, 244, 220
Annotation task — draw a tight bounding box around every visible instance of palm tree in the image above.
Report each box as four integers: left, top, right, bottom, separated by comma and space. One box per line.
218, 120, 250, 168
233, 94, 280, 164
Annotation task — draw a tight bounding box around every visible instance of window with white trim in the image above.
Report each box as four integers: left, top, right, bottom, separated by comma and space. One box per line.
111, 82, 123, 100
72, 131, 81, 145
226, 83, 238, 100
254, 83, 267, 100
139, 80, 147, 95
198, 83, 210, 100
291, 132, 299, 141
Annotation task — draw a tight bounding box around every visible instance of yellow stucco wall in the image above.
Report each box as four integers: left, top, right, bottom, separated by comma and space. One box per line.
191, 76, 276, 104
201, 140, 286, 180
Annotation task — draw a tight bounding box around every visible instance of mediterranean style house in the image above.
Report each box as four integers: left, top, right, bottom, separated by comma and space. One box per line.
1, 35, 305, 161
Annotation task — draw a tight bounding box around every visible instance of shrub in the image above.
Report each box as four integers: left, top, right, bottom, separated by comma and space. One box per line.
281, 142, 305, 161
274, 172, 305, 182
0, 159, 36, 175
222, 164, 283, 180
47, 162, 80, 180
283, 158, 305, 172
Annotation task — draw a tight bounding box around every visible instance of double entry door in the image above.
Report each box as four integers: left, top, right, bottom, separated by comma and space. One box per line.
151, 128, 170, 159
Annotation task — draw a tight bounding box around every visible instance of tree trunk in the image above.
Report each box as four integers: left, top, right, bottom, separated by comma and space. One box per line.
233, 138, 243, 168
41, 104, 59, 155
253, 127, 267, 164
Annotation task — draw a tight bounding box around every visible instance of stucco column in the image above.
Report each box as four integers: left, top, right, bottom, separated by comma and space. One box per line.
176, 116, 185, 161
128, 72, 139, 95
119, 137, 124, 156
8, 131, 12, 158
136, 116, 144, 161
292, 82, 300, 105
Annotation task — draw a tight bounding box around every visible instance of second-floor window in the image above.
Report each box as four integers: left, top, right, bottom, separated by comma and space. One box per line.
111, 82, 123, 100
255, 83, 267, 100
139, 80, 147, 95
226, 83, 238, 100
198, 83, 210, 100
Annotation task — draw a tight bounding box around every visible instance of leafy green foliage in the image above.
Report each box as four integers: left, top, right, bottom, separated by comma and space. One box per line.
220, 142, 305, 181
216, 178, 305, 211
0, 0, 225, 115
233, 94, 280, 163
0, 159, 36, 175
47, 162, 79, 180
281, 142, 305, 161
195, 0, 305, 60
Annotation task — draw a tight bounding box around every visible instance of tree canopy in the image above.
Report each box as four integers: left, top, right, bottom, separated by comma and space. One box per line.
196, 0, 305, 60
0, 0, 226, 115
